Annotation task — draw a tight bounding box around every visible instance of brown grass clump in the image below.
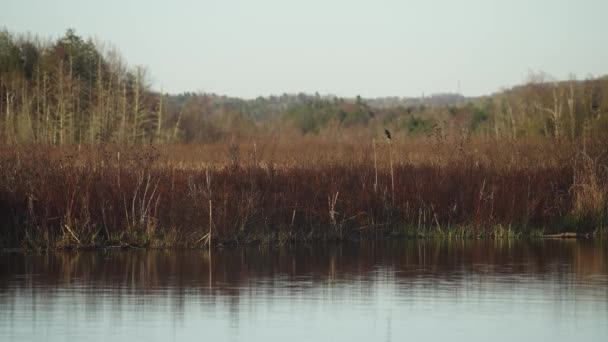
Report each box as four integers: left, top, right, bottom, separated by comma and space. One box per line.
570, 151, 608, 225
0, 137, 606, 249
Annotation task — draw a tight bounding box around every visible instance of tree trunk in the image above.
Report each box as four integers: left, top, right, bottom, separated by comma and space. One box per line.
156, 90, 163, 142
567, 83, 575, 140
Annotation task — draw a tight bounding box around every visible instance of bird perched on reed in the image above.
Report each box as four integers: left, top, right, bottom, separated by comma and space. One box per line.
384, 129, 392, 141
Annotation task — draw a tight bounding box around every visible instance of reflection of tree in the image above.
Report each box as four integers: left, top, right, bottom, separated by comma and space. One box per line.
0, 240, 606, 318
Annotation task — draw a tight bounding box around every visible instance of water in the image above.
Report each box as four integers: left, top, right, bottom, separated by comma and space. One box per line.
1, 240, 607, 341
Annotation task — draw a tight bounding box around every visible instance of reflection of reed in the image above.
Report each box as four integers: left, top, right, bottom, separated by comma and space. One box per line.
1, 241, 606, 301
208, 247, 212, 290
0, 241, 606, 331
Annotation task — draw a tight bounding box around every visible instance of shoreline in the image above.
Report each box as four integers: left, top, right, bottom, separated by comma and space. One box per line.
1, 229, 602, 253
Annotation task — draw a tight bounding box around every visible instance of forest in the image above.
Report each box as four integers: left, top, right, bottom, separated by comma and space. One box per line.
1, 29, 608, 145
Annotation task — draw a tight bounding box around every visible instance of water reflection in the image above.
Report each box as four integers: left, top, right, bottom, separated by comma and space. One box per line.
1, 240, 607, 341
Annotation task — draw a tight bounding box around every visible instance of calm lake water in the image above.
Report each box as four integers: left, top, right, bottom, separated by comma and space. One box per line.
1, 240, 607, 341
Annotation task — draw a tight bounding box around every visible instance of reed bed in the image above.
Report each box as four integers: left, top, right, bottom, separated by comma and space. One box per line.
0, 138, 606, 249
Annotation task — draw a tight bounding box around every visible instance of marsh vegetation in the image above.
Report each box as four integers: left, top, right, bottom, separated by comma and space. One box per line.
1, 29, 607, 249
0, 138, 606, 249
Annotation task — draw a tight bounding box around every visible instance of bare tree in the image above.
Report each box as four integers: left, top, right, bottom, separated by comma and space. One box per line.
535, 84, 564, 139
156, 88, 163, 143
566, 82, 576, 140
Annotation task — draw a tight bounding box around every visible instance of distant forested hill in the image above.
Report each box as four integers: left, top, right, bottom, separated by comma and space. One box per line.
1, 28, 607, 144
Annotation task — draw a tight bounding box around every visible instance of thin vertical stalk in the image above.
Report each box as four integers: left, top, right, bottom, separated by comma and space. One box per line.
206, 169, 213, 249
389, 139, 394, 205
156, 89, 163, 142
373, 139, 378, 193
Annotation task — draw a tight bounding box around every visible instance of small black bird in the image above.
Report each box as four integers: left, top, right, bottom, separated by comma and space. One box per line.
384, 129, 392, 140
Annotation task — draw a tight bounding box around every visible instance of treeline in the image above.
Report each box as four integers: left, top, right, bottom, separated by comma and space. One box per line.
2, 28, 608, 144
240, 76, 608, 140
0, 29, 165, 144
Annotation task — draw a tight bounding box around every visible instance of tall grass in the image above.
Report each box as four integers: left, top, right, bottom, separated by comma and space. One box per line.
0, 137, 606, 249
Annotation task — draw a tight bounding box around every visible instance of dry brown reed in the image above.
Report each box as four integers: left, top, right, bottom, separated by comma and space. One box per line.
0, 136, 606, 249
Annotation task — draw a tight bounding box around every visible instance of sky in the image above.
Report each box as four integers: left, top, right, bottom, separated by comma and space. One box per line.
2, 0, 607, 98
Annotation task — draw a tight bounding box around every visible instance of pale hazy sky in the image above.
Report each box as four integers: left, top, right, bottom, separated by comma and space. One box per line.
2, 0, 607, 98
